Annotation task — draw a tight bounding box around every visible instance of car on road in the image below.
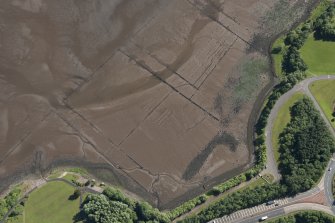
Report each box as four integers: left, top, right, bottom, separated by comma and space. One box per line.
328, 167, 332, 171
266, 200, 275, 205
260, 216, 268, 221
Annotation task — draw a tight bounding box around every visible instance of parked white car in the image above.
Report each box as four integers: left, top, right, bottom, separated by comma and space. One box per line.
260, 216, 268, 221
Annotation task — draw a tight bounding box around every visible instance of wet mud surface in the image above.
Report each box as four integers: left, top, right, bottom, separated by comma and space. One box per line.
0, 0, 317, 209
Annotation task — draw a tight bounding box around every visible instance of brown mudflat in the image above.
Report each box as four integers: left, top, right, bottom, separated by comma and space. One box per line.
0, 0, 314, 208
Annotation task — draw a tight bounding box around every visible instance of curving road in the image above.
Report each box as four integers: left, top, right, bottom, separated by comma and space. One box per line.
211, 75, 335, 223
324, 158, 335, 211
264, 75, 335, 182
236, 203, 333, 223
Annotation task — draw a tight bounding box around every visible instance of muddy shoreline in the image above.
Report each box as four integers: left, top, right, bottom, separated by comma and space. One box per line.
0, 1, 319, 209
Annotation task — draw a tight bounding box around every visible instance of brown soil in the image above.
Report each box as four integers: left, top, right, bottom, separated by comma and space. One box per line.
0, 0, 317, 208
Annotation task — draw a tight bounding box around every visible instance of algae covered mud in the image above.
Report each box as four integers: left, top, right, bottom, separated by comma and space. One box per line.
0, 0, 318, 209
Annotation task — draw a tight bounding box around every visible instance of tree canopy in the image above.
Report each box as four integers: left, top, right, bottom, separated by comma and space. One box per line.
278, 98, 335, 194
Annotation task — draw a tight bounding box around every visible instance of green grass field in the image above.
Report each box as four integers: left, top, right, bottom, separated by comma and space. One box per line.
300, 35, 335, 75
63, 173, 78, 182
309, 79, 335, 128
24, 181, 79, 223
271, 36, 285, 78
272, 92, 305, 162
271, 0, 333, 78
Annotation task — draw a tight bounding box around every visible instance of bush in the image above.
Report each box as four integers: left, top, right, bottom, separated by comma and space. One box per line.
0, 187, 22, 219
83, 194, 137, 223
282, 47, 308, 73
72, 189, 81, 199
102, 187, 135, 208
271, 46, 282, 54
284, 29, 309, 49
314, 3, 335, 40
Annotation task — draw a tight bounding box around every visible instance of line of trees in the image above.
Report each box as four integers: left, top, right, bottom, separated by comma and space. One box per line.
167, 194, 207, 220
281, 21, 310, 74
178, 183, 287, 223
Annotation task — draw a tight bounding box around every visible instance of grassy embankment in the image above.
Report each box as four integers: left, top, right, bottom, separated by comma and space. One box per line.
309, 79, 335, 129
300, 35, 335, 76
24, 181, 80, 223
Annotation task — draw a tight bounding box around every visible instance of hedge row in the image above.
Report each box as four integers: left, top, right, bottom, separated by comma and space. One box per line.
167, 194, 207, 220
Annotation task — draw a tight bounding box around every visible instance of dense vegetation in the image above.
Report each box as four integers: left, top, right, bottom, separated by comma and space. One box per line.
278, 98, 335, 194
314, 3, 335, 40
178, 183, 286, 223
0, 187, 22, 221
282, 47, 308, 73
271, 92, 304, 162
268, 211, 335, 223
81, 187, 170, 223
83, 194, 137, 223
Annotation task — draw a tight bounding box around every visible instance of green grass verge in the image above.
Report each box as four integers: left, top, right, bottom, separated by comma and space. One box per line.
271, 36, 285, 78
47, 170, 62, 179
63, 173, 78, 183
240, 176, 270, 191
25, 181, 79, 223
66, 167, 88, 175
271, 92, 305, 162
300, 35, 335, 75
309, 79, 335, 128
262, 174, 274, 183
